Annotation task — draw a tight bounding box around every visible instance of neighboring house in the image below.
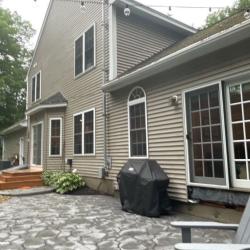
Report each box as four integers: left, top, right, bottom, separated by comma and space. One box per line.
0, 120, 27, 165
1, 0, 250, 205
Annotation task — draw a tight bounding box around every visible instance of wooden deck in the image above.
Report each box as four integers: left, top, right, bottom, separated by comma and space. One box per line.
0, 168, 43, 190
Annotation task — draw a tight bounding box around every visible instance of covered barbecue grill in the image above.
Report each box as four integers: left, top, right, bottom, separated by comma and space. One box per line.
117, 159, 171, 217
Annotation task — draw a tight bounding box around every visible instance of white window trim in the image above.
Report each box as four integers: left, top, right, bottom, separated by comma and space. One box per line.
109, 4, 117, 80
182, 81, 230, 189
128, 86, 149, 159
31, 71, 42, 103
226, 80, 250, 189
73, 108, 96, 156
2, 137, 5, 160
30, 121, 43, 167
49, 117, 62, 157
74, 23, 96, 79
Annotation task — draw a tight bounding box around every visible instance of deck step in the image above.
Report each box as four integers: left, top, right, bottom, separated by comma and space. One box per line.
0, 180, 43, 190
2, 170, 42, 177
0, 175, 42, 182
0, 168, 44, 190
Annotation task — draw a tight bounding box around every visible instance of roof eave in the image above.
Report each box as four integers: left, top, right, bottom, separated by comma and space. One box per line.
111, 0, 196, 34
102, 19, 250, 92
0, 120, 28, 136
25, 103, 67, 116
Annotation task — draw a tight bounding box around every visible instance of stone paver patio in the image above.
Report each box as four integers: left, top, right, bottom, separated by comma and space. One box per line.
0, 193, 233, 250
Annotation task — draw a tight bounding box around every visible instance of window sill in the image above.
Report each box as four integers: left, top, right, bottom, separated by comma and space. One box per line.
74, 65, 96, 80
48, 155, 62, 158
129, 156, 149, 159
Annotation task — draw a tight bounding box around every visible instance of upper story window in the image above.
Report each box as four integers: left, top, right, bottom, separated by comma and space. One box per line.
128, 87, 148, 158
31, 71, 41, 102
73, 108, 95, 155
49, 118, 62, 156
75, 24, 96, 77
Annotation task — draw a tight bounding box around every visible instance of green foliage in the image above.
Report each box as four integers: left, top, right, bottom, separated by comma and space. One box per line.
0, 7, 35, 131
205, 0, 250, 28
42, 171, 84, 194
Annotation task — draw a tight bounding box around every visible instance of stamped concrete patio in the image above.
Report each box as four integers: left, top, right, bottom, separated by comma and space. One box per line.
0, 194, 233, 250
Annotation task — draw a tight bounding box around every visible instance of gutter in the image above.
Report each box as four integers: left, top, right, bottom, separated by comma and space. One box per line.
103, 19, 250, 92
0, 120, 28, 136
25, 103, 67, 116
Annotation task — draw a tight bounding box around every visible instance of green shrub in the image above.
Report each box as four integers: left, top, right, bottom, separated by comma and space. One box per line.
42, 171, 84, 194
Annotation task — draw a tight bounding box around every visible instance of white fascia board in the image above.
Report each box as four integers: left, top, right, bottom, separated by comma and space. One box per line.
26, 103, 67, 116
0, 120, 28, 135
102, 19, 250, 92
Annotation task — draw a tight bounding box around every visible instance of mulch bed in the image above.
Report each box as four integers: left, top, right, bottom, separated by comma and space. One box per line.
66, 186, 102, 195
0, 195, 10, 203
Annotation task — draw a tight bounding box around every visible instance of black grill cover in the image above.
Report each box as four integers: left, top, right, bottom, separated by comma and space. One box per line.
117, 159, 171, 217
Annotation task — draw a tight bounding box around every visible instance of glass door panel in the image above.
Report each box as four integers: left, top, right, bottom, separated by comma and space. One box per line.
186, 84, 227, 186
228, 82, 250, 188
32, 123, 42, 166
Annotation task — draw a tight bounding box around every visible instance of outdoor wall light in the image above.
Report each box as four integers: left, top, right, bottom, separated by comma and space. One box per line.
124, 4, 131, 17
244, 9, 250, 19
80, 1, 86, 12
170, 95, 179, 105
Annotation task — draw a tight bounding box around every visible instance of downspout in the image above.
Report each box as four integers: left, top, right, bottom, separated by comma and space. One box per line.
102, 0, 108, 170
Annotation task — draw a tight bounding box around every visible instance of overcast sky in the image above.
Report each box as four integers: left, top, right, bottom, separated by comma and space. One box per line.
1, 0, 236, 47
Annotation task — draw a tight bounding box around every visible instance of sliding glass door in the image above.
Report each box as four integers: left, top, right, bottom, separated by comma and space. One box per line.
185, 84, 228, 186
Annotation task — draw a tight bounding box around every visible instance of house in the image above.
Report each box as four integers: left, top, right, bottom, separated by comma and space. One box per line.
1, 0, 250, 206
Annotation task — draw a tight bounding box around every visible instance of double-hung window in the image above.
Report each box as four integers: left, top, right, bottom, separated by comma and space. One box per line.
31, 71, 41, 102
128, 87, 148, 158
74, 109, 95, 155
49, 118, 62, 156
74, 24, 95, 77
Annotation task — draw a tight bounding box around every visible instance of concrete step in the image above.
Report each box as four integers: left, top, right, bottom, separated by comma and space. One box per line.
0, 180, 44, 190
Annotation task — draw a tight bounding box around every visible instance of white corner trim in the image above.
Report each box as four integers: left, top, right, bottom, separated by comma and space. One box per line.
26, 103, 67, 116
49, 117, 63, 157
109, 4, 117, 81
2, 137, 5, 160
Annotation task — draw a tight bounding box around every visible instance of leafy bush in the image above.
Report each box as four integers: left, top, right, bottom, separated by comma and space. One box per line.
42, 171, 84, 194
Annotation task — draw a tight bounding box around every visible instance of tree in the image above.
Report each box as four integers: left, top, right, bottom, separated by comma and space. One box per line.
205, 0, 250, 27
0, 7, 35, 131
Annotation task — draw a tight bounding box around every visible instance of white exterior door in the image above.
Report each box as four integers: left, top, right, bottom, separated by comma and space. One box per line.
19, 137, 24, 165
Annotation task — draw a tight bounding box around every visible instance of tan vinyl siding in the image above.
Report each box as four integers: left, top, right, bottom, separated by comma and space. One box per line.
107, 41, 250, 202
27, 1, 105, 176
3, 129, 27, 163
116, 7, 184, 76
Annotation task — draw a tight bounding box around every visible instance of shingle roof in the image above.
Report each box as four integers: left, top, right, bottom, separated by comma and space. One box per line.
119, 11, 246, 77
40, 92, 67, 105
